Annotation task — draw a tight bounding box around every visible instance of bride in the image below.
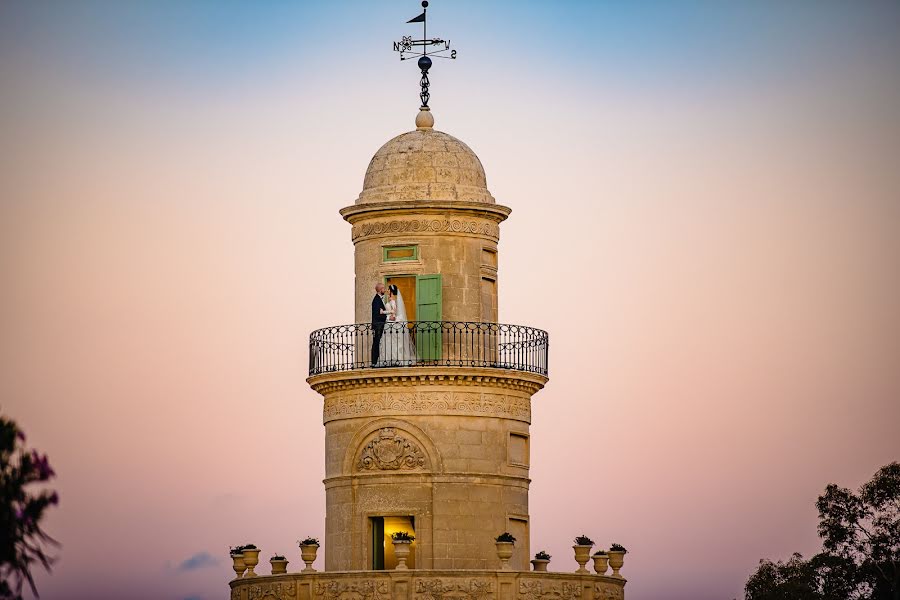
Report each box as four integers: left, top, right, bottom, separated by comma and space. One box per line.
378, 284, 416, 366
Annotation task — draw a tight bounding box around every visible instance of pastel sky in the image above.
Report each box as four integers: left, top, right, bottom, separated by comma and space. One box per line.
2, 1, 899, 599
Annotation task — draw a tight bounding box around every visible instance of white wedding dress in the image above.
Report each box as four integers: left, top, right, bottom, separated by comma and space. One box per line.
377, 291, 416, 366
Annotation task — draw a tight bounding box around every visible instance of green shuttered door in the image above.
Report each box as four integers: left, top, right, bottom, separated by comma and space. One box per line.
415, 274, 442, 361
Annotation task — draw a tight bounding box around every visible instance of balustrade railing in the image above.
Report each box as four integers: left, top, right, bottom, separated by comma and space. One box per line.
309, 321, 548, 377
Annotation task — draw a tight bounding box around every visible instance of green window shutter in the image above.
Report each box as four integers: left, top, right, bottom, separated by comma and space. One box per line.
415, 274, 442, 361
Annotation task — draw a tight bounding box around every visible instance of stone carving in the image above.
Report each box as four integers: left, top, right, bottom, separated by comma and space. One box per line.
519, 581, 582, 600
592, 585, 623, 600
247, 581, 297, 600
325, 392, 530, 423
415, 579, 494, 600
315, 580, 390, 600
311, 372, 546, 397
352, 219, 499, 242
231, 587, 242, 600
357, 428, 426, 471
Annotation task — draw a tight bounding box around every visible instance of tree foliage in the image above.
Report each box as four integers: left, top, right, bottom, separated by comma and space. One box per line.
744, 462, 900, 600
0, 415, 59, 600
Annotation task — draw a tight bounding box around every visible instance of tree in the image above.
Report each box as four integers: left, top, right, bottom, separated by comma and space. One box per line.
744, 552, 863, 600
816, 462, 900, 600
0, 415, 59, 600
744, 462, 900, 600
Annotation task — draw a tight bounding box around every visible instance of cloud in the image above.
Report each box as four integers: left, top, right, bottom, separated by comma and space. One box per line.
178, 551, 219, 572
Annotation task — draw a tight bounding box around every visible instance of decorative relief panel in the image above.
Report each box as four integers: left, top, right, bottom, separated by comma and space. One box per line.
325, 392, 530, 423
352, 220, 500, 242
357, 428, 427, 471
519, 581, 582, 600
247, 581, 297, 600
592, 585, 623, 600
415, 579, 494, 600
315, 580, 390, 600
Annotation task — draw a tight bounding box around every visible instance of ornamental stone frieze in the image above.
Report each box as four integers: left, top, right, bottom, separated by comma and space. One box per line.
415, 579, 493, 600
315, 580, 390, 600
593, 585, 624, 600
323, 391, 531, 424
357, 428, 427, 471
246, 581, 297, 600
519, 581, 583, 600
230, 573, 624, 600
350, 219, 500, 243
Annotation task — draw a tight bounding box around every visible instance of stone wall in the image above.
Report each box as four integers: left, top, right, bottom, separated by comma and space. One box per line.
308, 368, 546, 573
340, 201, 510, 324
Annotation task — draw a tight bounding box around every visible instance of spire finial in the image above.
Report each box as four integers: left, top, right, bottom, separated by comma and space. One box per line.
393, 1, 457, 111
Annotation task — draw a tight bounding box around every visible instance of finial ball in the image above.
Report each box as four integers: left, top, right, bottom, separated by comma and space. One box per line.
422, 1, 428, 7
415, 107, 434, 129
418, 56, 432, 71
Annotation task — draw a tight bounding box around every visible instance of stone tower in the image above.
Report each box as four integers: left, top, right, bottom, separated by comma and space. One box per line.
307, 107, 549, 572
228, 106, 627, 600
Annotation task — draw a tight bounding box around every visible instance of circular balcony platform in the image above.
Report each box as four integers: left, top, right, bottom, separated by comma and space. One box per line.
229, 569, 624, 600
309, 322, 549, 378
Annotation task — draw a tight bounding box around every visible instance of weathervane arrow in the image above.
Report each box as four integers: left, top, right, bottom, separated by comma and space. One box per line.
392, 1, 457, 109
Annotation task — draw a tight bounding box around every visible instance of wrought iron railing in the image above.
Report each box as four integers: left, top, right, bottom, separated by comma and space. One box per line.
309, 321, 548, 377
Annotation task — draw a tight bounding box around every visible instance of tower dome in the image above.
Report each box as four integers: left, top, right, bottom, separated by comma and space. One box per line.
356, 115, 495, 205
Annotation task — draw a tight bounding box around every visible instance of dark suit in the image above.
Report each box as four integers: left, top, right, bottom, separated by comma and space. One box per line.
371, 293, 387, 365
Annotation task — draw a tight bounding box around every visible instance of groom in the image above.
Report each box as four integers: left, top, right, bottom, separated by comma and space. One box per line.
371, 282, 387, 366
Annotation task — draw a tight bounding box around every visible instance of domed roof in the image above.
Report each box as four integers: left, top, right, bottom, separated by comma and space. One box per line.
356, 121, 494, 205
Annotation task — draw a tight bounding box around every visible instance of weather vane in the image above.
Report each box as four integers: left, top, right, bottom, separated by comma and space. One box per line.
393, 1, 457, 109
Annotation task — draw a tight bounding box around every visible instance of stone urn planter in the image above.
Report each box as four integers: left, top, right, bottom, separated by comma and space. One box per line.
495, 542, 514, 571
230, 552, 246, 579
392, 539, 412, 570
607, 550, 626, 578
592, 553, 609, 575
270, 557, 289, 575
299, 543, 319, 573
241, 546, 260, 577
494, 532, 517, 571
530, 558, 550, 572
572, 536, 594, 574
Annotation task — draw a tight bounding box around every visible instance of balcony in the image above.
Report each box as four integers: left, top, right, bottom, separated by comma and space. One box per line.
309, 321, 549, 377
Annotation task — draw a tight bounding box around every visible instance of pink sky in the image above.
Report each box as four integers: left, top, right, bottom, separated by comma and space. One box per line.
1, 2, 899, 599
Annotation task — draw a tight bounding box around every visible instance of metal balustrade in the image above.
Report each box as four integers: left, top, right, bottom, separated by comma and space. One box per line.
309, 321, 548, 377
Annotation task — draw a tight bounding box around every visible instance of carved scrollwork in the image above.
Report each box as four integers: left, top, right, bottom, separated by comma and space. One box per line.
358, 428, 426, 471
315, 580, 390, 600
519, 581, 582, 600
592, 585, 623, 600
415, 579, 494, 600
352, 219, 499, 242
324, 392, 531, 423
247, 581, 297, 600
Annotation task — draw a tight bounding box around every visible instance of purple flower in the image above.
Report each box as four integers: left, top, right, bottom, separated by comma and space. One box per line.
14, 507, 24, 521
16, 430, 25, 442
48, 492, 59, 506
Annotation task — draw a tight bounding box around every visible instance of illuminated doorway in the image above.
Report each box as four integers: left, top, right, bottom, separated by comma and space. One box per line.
370, 515, 416, 570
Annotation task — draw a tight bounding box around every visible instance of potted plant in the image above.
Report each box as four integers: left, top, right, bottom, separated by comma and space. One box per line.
229, 546, 247, 579
572, 535, 593, 573
531, 550, 551, 572
270, 554, 289, 575
391, 531, 415, 570
591, 550, 609, 575
241, 544, 260, 577
494, 532, 516, 571
607, 543, 627, 577
297, 537, 320, 572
